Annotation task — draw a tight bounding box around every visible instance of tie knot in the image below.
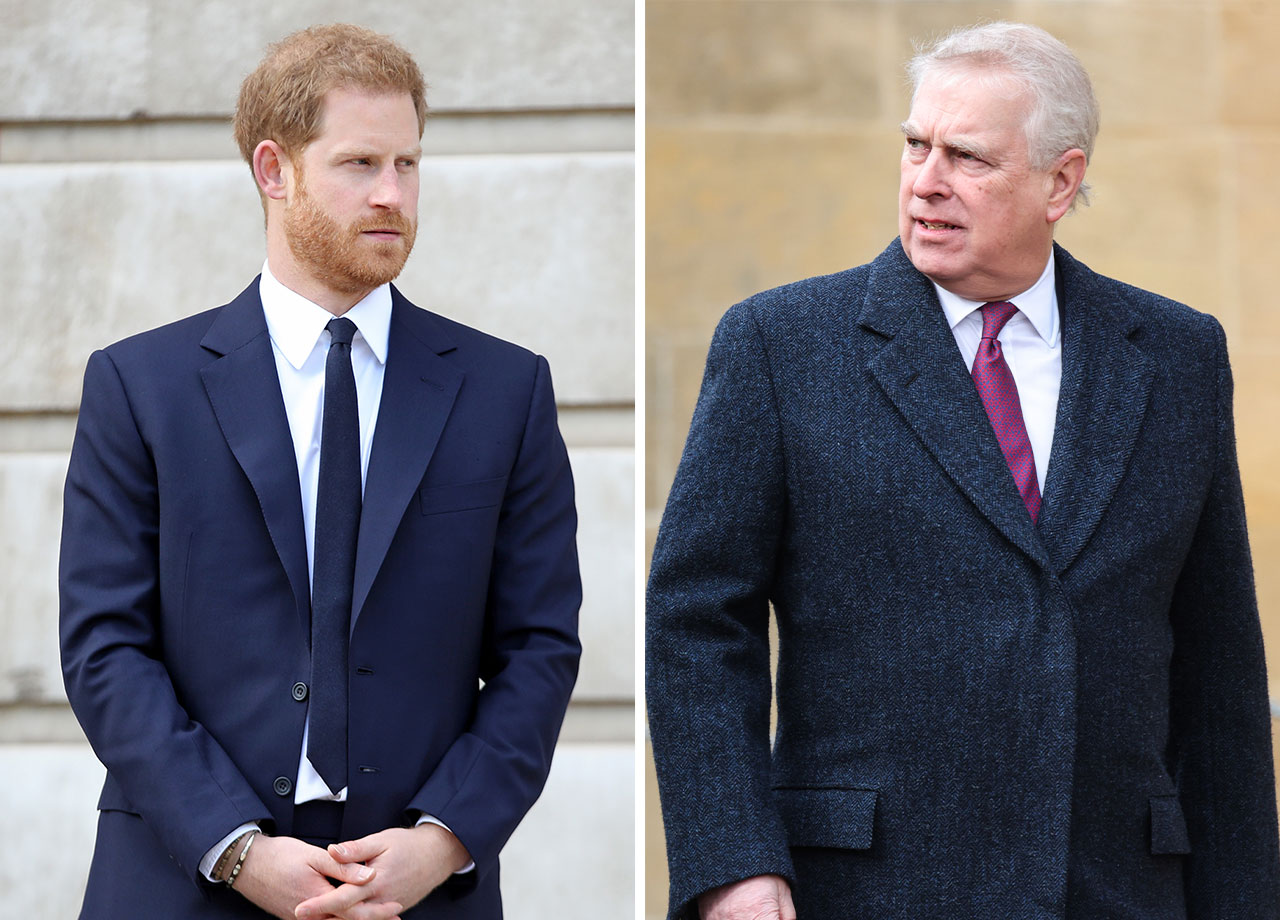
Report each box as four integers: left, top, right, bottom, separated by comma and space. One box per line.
327, 317, 357, 347
979, 301, 1018, 340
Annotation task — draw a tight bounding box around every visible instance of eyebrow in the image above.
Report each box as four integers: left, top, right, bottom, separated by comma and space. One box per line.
899, 122, 991, 161
332, 146, 423, 161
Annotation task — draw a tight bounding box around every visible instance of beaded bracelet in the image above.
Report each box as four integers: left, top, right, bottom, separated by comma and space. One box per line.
212, 831, 250, 882
226, 831, 258, 889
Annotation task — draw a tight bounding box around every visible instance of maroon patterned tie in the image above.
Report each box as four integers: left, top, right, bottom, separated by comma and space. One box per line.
972, 301, 1041, 522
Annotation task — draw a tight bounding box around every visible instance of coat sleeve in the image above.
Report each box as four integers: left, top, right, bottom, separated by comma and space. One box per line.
1168, 317, 1280, 918
646, 303, 796, 920
405, 353, 581, 886
59, 349, 269, 884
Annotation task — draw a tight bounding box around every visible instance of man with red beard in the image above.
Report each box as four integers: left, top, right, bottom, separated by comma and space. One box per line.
59, 24, 581, 920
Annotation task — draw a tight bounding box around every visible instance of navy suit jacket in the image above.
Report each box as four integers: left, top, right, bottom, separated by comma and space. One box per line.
60, 279, 581, 918
646, 241, 1280, 919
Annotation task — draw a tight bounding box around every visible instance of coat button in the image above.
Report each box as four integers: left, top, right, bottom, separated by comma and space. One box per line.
273, 776, 292, 797
291, 681, 308, 701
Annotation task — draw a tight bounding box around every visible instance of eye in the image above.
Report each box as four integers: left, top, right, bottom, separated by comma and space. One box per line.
349, 157, 372, 166
955, 152, 990, 169
904, 138, 929, 158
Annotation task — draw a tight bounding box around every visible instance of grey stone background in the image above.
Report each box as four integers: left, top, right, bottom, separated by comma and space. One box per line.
0, 1, 635, 916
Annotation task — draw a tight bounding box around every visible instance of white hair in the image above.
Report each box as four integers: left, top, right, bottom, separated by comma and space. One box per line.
907, 22, 1100, 206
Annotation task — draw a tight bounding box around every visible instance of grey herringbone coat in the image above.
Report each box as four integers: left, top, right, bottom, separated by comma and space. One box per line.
647, 241, 1280, 919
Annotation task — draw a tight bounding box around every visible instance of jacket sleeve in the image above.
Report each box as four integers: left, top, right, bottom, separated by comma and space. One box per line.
1168, 317, 1280, 918
646, 303, 796, 920
59, 349, 269, 885
405, 354, 581, 886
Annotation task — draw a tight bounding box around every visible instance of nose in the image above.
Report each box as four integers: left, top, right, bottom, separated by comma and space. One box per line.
910, 148, 951, 200
368, 164, 404, 210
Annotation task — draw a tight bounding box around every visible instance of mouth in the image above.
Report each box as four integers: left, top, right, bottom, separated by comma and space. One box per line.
915, 219, 961, 231
360, 230, 403, 241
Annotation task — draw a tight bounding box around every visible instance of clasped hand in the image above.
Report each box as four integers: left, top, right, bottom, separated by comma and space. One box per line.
235, 825, 471, 920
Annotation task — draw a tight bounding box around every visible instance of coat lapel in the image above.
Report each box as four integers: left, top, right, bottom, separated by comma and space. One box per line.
1037, 245, 1155, 575
351, 288, 463, 629
860, 243, 1051, 570
199, 278, 311, 632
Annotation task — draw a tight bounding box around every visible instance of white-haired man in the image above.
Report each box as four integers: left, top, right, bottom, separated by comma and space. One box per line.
648, 21, 1279, 920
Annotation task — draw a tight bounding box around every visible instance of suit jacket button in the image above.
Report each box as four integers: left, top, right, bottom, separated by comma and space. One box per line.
273, 776, 292, 797
291, 681, 308, 701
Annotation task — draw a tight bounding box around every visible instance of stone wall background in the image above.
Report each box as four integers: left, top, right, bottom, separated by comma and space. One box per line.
645, 0, 1280, 916
0, 2, 634, 917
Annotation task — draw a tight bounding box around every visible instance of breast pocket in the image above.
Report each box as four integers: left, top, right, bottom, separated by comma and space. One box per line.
774, 786, 879, 850
419, 476, 507, 515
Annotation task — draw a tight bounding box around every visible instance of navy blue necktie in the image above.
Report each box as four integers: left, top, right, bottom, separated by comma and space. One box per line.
308, 316, 361, 794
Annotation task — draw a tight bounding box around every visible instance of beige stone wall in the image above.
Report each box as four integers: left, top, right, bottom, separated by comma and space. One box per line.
645, 1, 1280, 916
0, 2, 634, 917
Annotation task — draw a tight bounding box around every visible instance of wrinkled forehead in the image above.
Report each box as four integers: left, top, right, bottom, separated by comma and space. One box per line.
910, 62, 1030, 113
904, 65, 1034, 142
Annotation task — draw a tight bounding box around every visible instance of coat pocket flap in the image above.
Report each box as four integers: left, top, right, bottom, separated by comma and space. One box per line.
1149, 794, 1191, 855
774, 786, 877, 850
419, 476, 506, 515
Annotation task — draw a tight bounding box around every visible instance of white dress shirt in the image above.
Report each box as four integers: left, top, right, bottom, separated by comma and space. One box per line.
932, 254, 1061, 492
200, 263, 469, 878
262, 261, 389, 805
265, 260, 390, 804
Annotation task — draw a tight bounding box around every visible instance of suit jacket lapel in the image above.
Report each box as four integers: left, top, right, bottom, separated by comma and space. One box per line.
199, 278, 311, 632
1037, 245, 1155, 575
860, 243, 1051, 570
351, 288, 463, 630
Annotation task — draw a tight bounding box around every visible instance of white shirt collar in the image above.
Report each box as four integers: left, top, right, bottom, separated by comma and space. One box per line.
933, 253, 1058, 347
258, 260, 392, 369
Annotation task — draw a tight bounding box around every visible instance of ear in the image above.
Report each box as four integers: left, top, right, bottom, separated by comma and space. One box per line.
1046, 149, 1087, 223
252, 140, 292, 201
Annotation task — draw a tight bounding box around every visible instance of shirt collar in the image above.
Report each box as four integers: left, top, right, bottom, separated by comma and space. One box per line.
259, 260, 392, 369
932, 253, 1058, 347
